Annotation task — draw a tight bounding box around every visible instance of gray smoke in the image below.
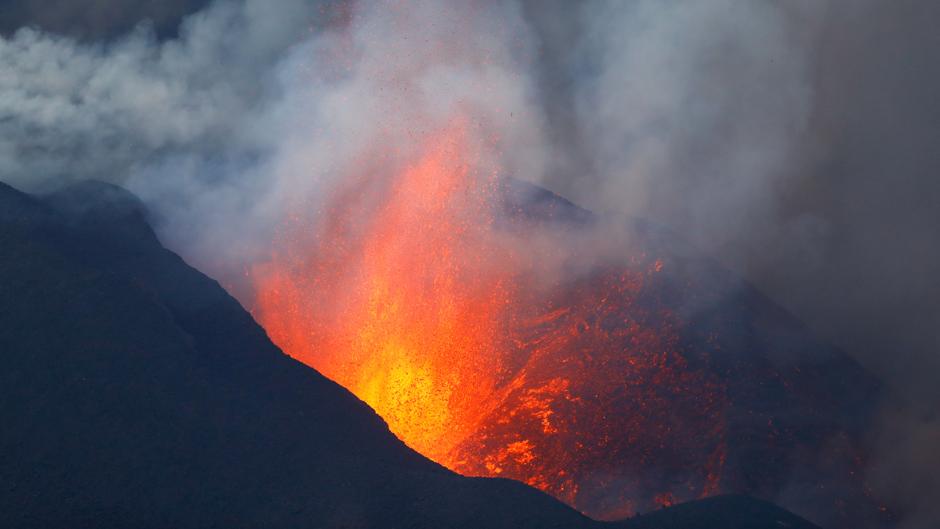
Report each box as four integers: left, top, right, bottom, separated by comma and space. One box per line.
0, 0, 316, 189
523, 3, 940, 526
1, 1, 938, 527
1, 0, 547, 279
0, 0, 208, 41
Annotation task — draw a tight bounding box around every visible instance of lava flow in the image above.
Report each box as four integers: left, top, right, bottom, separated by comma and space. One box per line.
250, 115, 729, 519
252, 117, 521, 461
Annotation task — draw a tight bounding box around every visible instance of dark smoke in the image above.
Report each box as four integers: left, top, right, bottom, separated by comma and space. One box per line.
785, 3, 940, 525
0, 0, 209, 41
521, 4, 940, 524
1, 1, 938, 527
531, 3, 940, 527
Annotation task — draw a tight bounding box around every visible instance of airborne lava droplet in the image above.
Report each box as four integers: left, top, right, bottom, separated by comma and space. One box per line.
250, 114, 729, 519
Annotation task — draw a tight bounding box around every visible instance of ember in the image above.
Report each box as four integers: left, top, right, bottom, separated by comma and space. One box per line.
249, 113, 731, 518
252, 116, 517, 462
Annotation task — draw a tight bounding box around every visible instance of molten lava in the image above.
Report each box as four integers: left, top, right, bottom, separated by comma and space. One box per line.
250, 115, 729, 519
253, 117, 519, 462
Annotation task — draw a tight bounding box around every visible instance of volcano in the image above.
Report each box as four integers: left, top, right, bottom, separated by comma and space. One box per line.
247, 121, 888, 529
0, 179, 829, 528
461, 180, 885, 527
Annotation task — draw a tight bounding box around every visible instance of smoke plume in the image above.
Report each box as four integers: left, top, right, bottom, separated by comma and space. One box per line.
1, 1, 938, 527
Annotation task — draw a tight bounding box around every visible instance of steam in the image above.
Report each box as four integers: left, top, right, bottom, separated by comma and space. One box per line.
1, 0, 547, 283
1, 0, 938, 528
0, 0, 823, 287
570, 2, 818, 246
0, 0, 310, 184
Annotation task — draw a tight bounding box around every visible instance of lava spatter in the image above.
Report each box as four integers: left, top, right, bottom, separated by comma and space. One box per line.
250, 114, 729, 518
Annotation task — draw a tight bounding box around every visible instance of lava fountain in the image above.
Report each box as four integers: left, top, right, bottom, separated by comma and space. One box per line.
249, 113, 731, 519
253, 116, 521, 461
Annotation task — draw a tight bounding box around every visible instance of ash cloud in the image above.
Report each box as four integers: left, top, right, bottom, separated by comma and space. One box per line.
1, 0, 938, 527
523, 3, 940, 527
525, 3, 940, 526
1, 0, 548, 282
0, 0, 318, 191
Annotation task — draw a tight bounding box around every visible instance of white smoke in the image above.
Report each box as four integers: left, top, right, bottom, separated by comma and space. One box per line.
557, 1, 823, 265
0, 0, 309, 185
0, 0, 825, 282
2, 1, 937, 528
1, 0, 548, 281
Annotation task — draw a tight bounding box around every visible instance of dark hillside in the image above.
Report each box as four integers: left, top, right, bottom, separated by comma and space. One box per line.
0, 180, 589, 529
0, 180, 828, 528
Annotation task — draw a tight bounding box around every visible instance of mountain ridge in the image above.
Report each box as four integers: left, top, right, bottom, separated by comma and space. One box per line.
0, 179, 825, 528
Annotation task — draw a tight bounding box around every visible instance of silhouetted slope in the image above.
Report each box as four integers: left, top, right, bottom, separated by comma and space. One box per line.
0, 180, 830, 528
0, 180, 591, 529
624, 496, 821, 529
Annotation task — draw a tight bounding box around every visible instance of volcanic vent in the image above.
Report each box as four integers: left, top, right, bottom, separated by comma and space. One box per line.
248, 116, 882, 526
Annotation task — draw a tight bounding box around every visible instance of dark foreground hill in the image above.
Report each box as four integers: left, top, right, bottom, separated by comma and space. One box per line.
0, 180, 821, 529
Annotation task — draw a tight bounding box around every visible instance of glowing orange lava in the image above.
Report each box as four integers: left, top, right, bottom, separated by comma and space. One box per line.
250, 114, 729, 519
252, 116, 521, 461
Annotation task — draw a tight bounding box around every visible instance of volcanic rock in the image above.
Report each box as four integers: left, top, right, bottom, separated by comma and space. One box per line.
0, 179, 833, 529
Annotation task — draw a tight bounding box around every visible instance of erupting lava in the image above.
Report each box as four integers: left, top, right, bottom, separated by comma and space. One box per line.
250, 115, 729, 519
253, 117, 519, 461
